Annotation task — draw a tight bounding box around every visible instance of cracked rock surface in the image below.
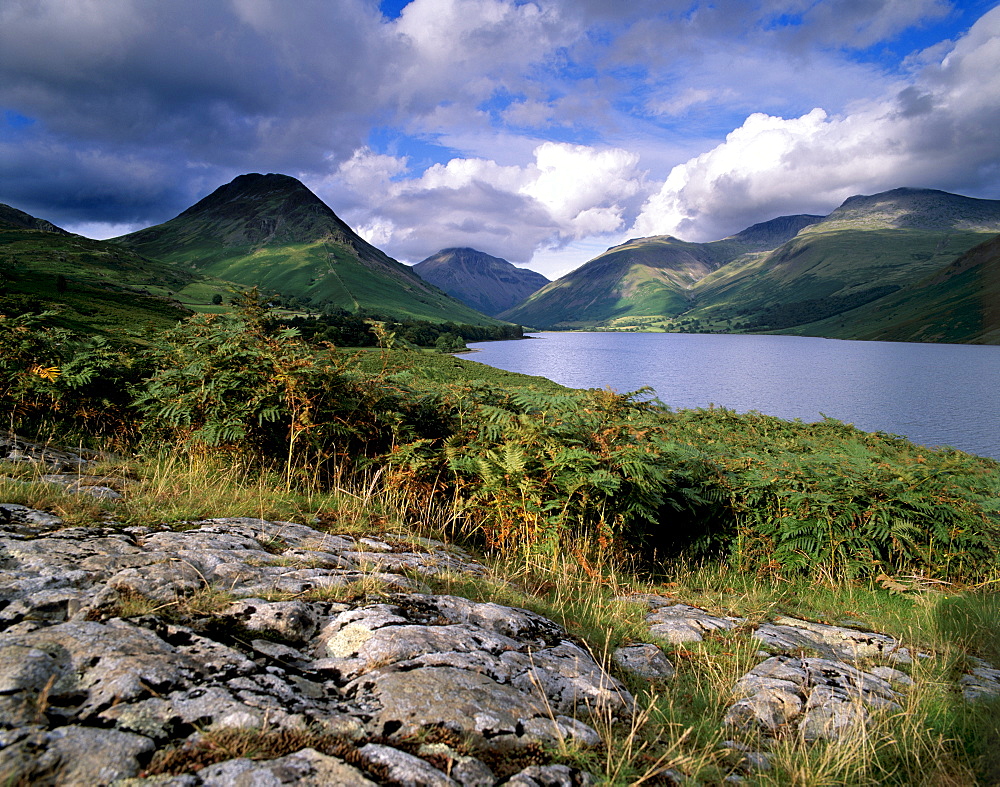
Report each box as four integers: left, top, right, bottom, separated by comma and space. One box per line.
625, 593, 1000, 781
0, 504, 612, 785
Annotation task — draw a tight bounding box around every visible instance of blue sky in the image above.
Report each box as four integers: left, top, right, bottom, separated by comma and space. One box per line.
2, 0, 999, 278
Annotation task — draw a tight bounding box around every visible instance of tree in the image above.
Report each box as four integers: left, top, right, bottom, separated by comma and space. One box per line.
434, 332, 466, 353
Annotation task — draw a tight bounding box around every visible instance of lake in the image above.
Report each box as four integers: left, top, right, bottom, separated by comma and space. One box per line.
466, 332, 1000, 460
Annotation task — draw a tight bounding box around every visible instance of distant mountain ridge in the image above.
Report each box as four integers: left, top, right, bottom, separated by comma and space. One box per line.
501, 188, 1000, 344
502, 213, 823, 329
412, 247, 549, 316
115, 174, 507, 326
812, 187, 1000, 232
727, 214, 825, 249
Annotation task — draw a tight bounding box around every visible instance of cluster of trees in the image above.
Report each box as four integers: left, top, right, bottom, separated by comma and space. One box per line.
285, 309, 522, 350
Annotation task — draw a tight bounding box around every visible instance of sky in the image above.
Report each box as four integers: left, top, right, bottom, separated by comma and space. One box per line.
2, 0, 1000, 279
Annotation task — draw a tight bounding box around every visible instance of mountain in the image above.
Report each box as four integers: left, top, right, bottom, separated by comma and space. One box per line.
811, 187, 1000, 231
501, 214, 823, 329
687, 188, 1000, 334
412, 248, 549, 316
796, 232, 1000, 344
0, 204, 194, 334
115, 174, 505, 326
504, 188, 1000, 341
0, 204, 70, 234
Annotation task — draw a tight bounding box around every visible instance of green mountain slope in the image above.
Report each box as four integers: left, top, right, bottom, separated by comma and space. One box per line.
412, 247, 549, 316
505, 187, 1000, 342
502, 214, 823, 329
115, 174, 506, 326
687, 189, 1000, 332
0, 204, 71, 235
0, 206, 193, 334
794, 233, 1000, 344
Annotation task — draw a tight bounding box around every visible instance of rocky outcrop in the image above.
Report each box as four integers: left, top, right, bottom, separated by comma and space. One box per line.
0, 504, 620, 785
623, 594, 1000, 781
4, 435, 999, 785
1, 434, 125, 499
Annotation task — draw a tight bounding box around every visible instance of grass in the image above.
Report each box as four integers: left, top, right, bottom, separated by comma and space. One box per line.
339, 345, 567, 392
6, 442, 1000, 783
0, 226, 195, 334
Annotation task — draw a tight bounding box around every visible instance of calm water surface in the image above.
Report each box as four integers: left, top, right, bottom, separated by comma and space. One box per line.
467, 332, 1000, 460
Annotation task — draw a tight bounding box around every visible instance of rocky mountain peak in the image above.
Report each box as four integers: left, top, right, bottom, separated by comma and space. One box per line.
819, 187, 1000, 232
413, 247, 549, 316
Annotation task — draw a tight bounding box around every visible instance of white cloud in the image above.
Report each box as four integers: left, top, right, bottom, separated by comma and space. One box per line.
63, 220, 147, 239
521, 142, 643, 227
325, 140, 645, 263
2, 0, 997, 273
386, 0, 574, 115
331, 148, 410, 195
632, 6, 1000, 242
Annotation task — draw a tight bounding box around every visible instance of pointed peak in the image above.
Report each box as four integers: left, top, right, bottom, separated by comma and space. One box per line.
178, 172, 321, 215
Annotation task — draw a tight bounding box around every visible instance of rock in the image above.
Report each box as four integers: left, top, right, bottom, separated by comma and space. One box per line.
0, 724, 154, 784
0, 434, 96, 472
718, 740, 772, 774
503, 763, 596, 786
724, 687, 803, 732
0, 503, 64, 530
319, 594, 629, 750
100, 686, 269, 738
195, 747, 379, 786
868, 665, 914, 688
357, 742, 459, 786
358, 665, 597, 750
0, 619, 198, 725
10, 478, 999, 782
416, 743, 496, 786
959, 658, 1000, 701
224, 598, 319, 642
725, 654, 903, 740
102, 562, 207, 604
0, 505, 682, 780
612, 643, 676, 680
755, 616, 913, 664
644, 603, 744, 644
799, 686, 869, 740
38, 474, 127, 499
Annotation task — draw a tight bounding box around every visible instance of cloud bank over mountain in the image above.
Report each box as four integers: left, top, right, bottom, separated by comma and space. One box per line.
1, 0, 998, 276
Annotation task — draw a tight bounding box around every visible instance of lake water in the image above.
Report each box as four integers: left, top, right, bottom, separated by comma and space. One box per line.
466, 332, 1000, 460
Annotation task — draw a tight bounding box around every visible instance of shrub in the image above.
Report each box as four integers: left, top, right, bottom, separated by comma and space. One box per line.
0, 311, 140, 434
133, 305, 449, 473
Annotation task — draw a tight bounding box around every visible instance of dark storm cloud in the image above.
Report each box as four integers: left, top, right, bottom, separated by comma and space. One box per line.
0, 0, 398, 225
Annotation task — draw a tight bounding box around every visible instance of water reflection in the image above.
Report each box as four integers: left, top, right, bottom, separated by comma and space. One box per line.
467, 332, 1000, 460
